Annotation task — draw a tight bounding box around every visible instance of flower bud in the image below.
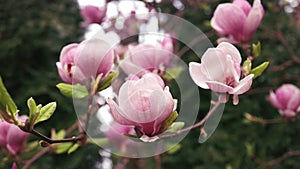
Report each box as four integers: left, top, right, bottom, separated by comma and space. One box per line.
269, 84, 300, 119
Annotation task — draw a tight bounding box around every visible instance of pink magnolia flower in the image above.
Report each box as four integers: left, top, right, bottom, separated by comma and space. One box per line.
80, 5, 106, 27
56, 39, 115, 84
211, 0, 264, 44
107, 73, 175, 136
119, 36, 173, 76
189, 42, 254, 105
269, 84, 300, 119
0, 115, 29, 155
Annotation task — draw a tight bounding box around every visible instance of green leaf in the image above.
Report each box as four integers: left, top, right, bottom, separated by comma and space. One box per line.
161, 111, 179, 132
250, 61, 269, 79
98, 71, 119, 91
67, 143, 79, 154
252, 41, 261, 58
55, 143, 73, 154
242, 59, 252, 75
34, 102, 56, 125
165, 122, 185, 133
56, 83, 88, 99
0, 76, 18, 118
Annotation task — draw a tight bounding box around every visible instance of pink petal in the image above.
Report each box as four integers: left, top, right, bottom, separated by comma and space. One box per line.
189, 62, 210, 89
106, 98, 134, 125
230, 74, 254, 95
211, 3, 247, 35
75, 39, 114, 80
56, 62, 72, 84
233, 0, 252, 15
279, 109, 297, 118
206, 81, 233, 93
201, 48, 228, 82
11, 162, 18, 169
269, 91, 284, 109
232, 94, 239, 105
243, 0, 264, 41
287, 90, 300, 111
217, 42, 241, 66
7, 125, 29, 155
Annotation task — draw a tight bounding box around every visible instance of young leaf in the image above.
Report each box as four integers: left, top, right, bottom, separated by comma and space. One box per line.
0, 77, 18, 118
250, 61, 269, 79
160, 111, 179, 132
34, 102, 56, 125
67, 143, 79, 154
98, 71, 119, 91
54, 143, 73, 154
56, 83, 88, 99
242, 59, 252, 76
165, 122, 185, 133
252, 41, 261, 58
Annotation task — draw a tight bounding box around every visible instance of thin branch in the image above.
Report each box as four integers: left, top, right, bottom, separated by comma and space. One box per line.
265, 150, 300, 167
159, 100, 221, 139
22, 148, 50, 169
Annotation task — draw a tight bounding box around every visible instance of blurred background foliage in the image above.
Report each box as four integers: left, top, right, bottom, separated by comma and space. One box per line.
0, 0, 300, 168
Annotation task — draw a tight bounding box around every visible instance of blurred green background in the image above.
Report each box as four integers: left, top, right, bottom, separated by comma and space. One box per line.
0, 0, 300, 168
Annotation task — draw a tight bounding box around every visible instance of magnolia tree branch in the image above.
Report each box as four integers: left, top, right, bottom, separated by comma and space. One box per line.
159, 100, 222, 139
264, 150, 300, 167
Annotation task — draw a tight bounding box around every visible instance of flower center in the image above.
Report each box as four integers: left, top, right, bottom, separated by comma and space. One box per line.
226, 76, 236, 88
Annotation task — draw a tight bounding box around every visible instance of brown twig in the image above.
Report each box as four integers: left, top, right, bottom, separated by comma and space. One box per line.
22, 147, 50, 169
265, 150, 300, 167
159, 100, 221, 139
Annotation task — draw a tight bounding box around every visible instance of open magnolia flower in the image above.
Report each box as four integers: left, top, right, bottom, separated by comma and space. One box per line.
189, 42, 254, 105
0, 115, 29, 155
269, 84, 300, 119
211, 0, 264, 44
107, 73, 175, 137
56, 39, 115, 84
119, 36, 173, 76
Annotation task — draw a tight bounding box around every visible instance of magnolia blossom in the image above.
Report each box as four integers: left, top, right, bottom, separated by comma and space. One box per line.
189, 42, 254, 105
56, 39, 115, 84
211, 0, 264, 44
269, 84, 300, 119
80, 5, 106, 27
107, 73, 175, 136
119, 36, 173, 76
0, 115, 29, 155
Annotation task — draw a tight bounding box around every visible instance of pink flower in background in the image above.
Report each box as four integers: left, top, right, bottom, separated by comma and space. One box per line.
189, 42, 254, 105
120, 36, 173, 76
11, 163, 17, 169
269, 84, 300, 119
105, 122, 133, 149
0, 115, 29, 155
211, 0, 264, 44
56, 39, 115, 84
80, 5, 106, 27
107, 73, 175, 136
